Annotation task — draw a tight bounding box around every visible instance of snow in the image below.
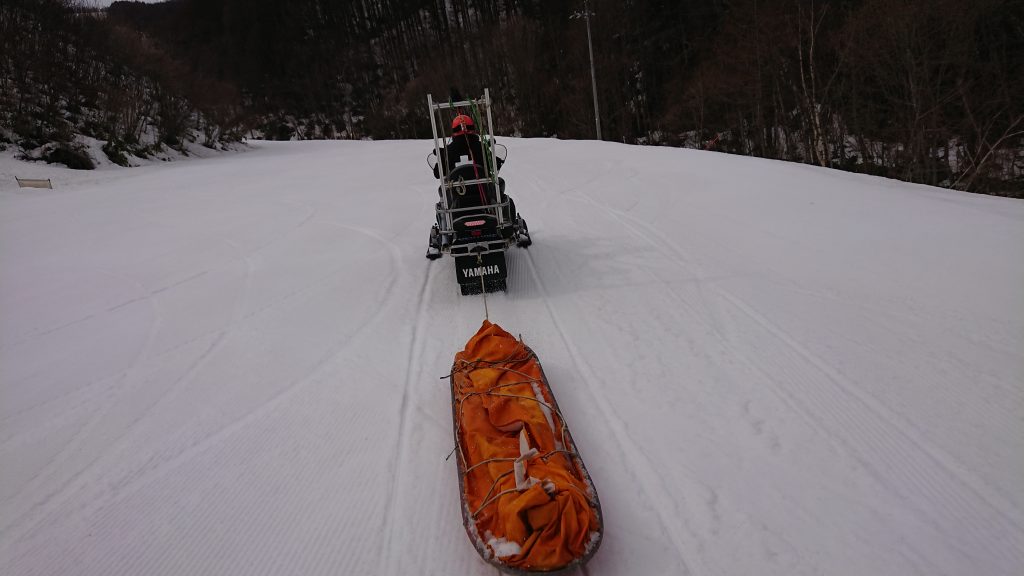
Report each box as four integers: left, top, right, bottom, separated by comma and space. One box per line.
485, 531, 522, 558
1, 138, 1023, 576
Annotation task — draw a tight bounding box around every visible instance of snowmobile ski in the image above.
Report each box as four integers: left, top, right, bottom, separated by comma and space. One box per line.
426, 225, 443, 259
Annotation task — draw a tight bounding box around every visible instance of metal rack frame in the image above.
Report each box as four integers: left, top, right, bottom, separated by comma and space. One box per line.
428, 89, 507, 242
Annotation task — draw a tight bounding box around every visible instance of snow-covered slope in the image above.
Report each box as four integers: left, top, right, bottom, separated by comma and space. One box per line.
2, 140, 1022, 576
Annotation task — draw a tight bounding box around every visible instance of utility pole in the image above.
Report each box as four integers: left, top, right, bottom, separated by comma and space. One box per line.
572, 1, 602, 140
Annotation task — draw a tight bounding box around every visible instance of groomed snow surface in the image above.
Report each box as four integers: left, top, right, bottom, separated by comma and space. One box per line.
2, 139, 1022, 575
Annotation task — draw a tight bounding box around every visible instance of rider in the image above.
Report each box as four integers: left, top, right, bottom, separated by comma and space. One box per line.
433, 114, 504, 190
433, 113, 515, 214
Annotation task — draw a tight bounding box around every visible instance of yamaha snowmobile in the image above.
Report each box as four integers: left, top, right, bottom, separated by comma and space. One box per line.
425, 90, 531, 295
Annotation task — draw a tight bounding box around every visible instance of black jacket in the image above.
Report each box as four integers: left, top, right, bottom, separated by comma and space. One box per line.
433, 133, 503, 179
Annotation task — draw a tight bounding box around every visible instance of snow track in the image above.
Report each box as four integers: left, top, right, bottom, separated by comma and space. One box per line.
2, 139, 1022, 575
524, 248, 696, 575
573, 180, 1024, 569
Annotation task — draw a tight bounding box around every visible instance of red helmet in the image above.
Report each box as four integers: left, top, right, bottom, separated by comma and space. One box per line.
451, 114, 474, 133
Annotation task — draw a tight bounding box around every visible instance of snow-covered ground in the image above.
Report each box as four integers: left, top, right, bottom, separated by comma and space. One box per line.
1, 139, 1022, 576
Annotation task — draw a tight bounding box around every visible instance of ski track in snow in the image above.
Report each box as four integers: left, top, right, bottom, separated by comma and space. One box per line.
2, 139, 1022, 576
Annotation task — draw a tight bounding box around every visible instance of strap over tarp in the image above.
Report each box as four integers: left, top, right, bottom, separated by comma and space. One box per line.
452, 320, 600, 571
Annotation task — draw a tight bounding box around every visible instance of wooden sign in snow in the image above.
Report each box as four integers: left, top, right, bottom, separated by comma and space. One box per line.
16, 177, 53, 189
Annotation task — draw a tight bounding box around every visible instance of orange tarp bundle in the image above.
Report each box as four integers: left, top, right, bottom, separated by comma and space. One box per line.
451, 320, 601, 572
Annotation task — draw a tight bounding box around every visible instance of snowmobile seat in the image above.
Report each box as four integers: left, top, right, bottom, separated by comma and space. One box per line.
447, 163, 498, 211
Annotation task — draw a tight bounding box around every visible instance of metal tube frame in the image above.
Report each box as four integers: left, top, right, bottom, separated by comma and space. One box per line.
485, 88, 506, 227
427, 90, 508, 242
427, 93, 452, 232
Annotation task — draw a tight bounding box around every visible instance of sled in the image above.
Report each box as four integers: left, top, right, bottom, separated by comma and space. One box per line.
449, 321, 602, 573
425, 90, 531, 295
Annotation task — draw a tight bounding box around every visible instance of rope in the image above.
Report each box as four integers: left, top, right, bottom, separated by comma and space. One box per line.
478, 253, 489, 319
479, 392, 571, 450
440, 355, 534, 379
473, 487, 520, 518
454, 373, 572, 470
473, 470, 516, 516
450, 346, 595, 522
448, 354, 535, 376
465, 449, 573, 477
459, 377, 546, 397
469, 461, 600, 519
470, 98, 485, 172
465, 457, 518, 476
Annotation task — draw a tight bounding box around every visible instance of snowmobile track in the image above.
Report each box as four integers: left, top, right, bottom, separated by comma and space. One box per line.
380, 261, 435, 570
523, 250, 695, 575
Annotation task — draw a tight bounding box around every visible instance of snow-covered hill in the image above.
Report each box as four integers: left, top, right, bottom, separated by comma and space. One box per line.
2, 139, 1022, 575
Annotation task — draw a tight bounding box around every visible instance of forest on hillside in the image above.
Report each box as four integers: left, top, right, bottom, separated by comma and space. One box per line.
2, 0, 1022, 196
1, 0, 246, 168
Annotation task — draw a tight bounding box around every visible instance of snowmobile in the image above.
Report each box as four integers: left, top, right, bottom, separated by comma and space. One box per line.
425, 90, 531, 295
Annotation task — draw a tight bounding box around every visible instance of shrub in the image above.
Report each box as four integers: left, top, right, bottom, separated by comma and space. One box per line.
46, 143, 95, 170
273, 122, 294, 141
102, 140, 130, 167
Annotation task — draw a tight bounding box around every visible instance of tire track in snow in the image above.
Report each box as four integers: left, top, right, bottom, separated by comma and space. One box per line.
716, 289, 1024, 567
0, 268, 165, 531
516, 157, 622, 214
3, 225, 401, 550
116, 223, 405, 478
211, 198, 317, 266
2, 199, 301, 428
6, 263, 397, 554
522, 250, 696, 576
5, 237, 256, 486
504, 246, 535, 299
380, 260, 434, 572
70, 224, 408, 576
0, 312, 97, 353
0, 370, 121, 444
1, 264, 166, 411
0, 329, 224, 542
1, 377, 129, 451
83, 238, 256, 469
578, 189, 1024, 569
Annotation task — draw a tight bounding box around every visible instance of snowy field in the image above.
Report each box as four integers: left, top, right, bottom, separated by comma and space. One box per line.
1, 139, 1022, 576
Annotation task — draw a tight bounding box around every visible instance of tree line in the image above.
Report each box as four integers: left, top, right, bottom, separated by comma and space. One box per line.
0, 0, 245, 167
2, 0, 1021, 196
